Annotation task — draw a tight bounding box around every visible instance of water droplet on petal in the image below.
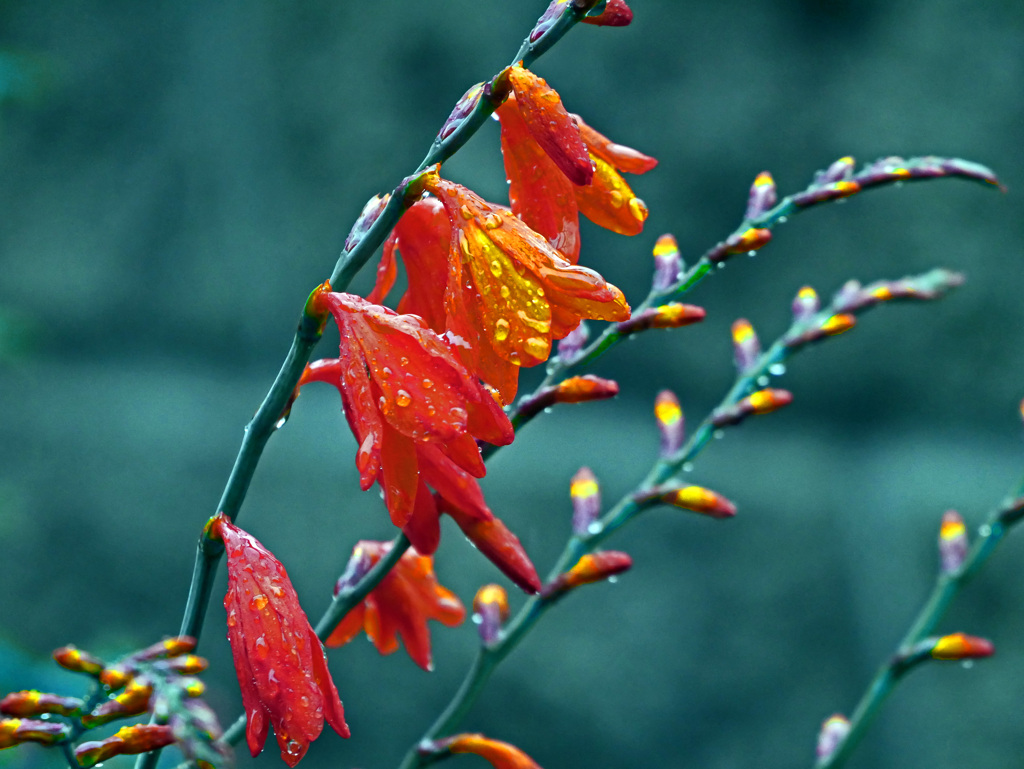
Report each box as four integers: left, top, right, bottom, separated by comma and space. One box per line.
628, 197, 648, 220
489, 260, 502, 277
459, 204, 474, 220
536, 287, 545, 297
494, 318, 510, 341
609, 191, 624, 208
483, 213, 503, 229
449, 406, 468, 423
500, 285, 510, 299
525, 336, 548, 359
250, 594, 269, 611
395, 390, 412, 407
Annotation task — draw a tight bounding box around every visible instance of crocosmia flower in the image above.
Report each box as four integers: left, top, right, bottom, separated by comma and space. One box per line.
302, 291, 513, 529
213, 515, 349, 766
444, 733, 541, 769
326, 541, 464, 671
496, 85, 656, 262
419, 170, 631, 401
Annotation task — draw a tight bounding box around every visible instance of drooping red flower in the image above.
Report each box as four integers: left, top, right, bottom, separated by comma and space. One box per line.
301, 294, 541, 592
212, 515, 349, 767
412, 169, 630, 401
495, 64, 656, 262
325, 541, 464, 671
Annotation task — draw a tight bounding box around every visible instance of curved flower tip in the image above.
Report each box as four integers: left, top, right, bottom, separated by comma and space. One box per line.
212, 515, 349, 766
930, 632, 994, 661
582, 0, 633, 26
503, 64, 593, 186
326, 541, 464, 672
658, 485, 737, 518
301, 292, 513, 529
422, 170, 630, 401
445, 733, 542, 769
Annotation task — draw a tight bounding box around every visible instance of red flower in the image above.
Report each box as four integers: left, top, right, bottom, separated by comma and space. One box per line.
495, 65, 656, 262
301, 294, 541, 592
416, 169, 631, 401
444, 733, 541, 769
213, 515, 349, 767
325, 541, 464, 671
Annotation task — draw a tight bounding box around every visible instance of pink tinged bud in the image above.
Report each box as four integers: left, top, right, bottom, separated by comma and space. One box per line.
708, 227, 772, 262
713, 389, 793, 427
815, 156, 856, 185
472, 584, 510, 644
745, 171, 777, 220
652, 233, 683, 291
81, 680, 153, 727
832, 280, 862, 312
0, 718, 72, 749
938, 510, 968, 575
792, 180, 860, 207
333, 543, 375, 596
731, 319, 761, 374
654, 390, 684, 457
570, 466, 601, 535
616, 303, 706, 336
556, 320, 589, 363
815, 714, 850, 761
658, 485, 737, 518
541, 551, 633, 599
0, 691, 83, 718
342, 193, 391, 253
530, 1, 568, 43
439, 83, 484, 141
791, 286, 820, 323
930, 632, 994, 661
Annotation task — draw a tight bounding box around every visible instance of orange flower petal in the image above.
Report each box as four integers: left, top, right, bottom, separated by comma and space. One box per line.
448, 733, 541, 769
573, 154, 649, 236
506, 64, 593, 186
574, 114, 656, 174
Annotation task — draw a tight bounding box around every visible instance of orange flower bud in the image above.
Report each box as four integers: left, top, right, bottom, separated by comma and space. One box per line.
652, 233, 683, 290
712, 389, 793, 428
821, 313, 857, 336
558, 551, 632, 591
0, 717, 71, 749
722, 227, 772, 257
81, 679, 153, 727
745, 171, 777, 220
617, 303, 705, 336
930, 632, 994, 661
659, 485, 737, 518
0, 691, 83, 718
792, 180, 861, 207
791, 285, 820, 323
75, 724, 177, 768
52, 646, 105, 677
731, 318, 760, 373
554, 375, 620, 403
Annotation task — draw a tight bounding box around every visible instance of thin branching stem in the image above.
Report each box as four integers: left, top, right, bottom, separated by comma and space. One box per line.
816, 475, 1024, 769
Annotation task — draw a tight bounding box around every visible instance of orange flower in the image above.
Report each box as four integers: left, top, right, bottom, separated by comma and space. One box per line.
326, 541, 464, 671
495, 65, 656, 262
419, 169, 630, 401
302, 292, 513, 531
212, 515, 349, 766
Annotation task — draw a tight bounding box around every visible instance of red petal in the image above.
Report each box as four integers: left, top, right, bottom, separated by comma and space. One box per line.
392, 198, 451, 333
403, 480, 442, 555
506, 65, 593, 186
324, 604, 366, 648
581, 0, 633, 26
307, 627, 349, 739
418, 444, 493, 523
366, 231, 399, 306
363, 595, 400, 655
446, 511, 541, 594
497, 98, 581, 263
379, 422, 419, 528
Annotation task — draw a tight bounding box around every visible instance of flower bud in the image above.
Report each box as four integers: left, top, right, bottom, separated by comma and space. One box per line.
721, 227, 772, 260
81, 680, 153, 728
342, 193, 391, 253
712, 389, 793, 427
657, 485, 736, 518
654, 390, 684, 457
541, 552, 633, 600
815, 156, 856, 185
815, 714, 850, 761
0, 718, 71, 749
52, 645, 105, 677
791, 285, 820, 324
570, 466, 602, 536
731, 319, 761, 374
652, 233, 683, 290
438, 83, 484, 141
582, 0, 633, 26
75, 724, 177, 768
938, 510, 968, 575
792, 180, 860, 207
0, 691, 83, 718
554, 375, 619, 404
333, 542, 375, 596
473, 584, 510, 644
820, 313, 857, 336
745, 171, 777, 220
556, 320, 590, 363
930, 632, 994, 661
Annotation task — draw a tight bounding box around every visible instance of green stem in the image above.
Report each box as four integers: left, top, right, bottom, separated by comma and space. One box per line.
816, 475, 1024, 769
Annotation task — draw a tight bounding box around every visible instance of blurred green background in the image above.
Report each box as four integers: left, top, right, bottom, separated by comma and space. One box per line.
1, 1, 1023, 768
